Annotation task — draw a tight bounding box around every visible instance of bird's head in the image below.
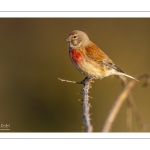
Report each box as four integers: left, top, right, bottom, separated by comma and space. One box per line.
65, 30, 90, 49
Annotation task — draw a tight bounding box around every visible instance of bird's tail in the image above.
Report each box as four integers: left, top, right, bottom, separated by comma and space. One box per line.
118, 72, 139, 82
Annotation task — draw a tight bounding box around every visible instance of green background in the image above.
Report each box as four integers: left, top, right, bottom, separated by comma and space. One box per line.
0, 18, 150, 132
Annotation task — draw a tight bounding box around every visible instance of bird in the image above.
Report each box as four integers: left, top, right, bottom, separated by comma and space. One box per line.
65, 30, 138, 81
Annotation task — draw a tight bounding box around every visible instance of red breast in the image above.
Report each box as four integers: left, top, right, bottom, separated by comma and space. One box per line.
69, 49, 83, 64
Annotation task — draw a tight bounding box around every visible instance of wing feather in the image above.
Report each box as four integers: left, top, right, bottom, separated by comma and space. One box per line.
85, 41, 124, 73
85, 41, 113, 63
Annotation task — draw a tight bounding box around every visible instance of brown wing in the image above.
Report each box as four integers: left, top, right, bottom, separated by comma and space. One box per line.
85, 41, 124, 73
85, 41, 113, 63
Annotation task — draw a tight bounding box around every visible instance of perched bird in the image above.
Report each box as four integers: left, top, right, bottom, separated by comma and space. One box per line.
65, 30, 138, 81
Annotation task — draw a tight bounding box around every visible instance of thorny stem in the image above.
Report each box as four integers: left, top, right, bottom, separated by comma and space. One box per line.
81, 77, 93, 132
58, 77, 93, 132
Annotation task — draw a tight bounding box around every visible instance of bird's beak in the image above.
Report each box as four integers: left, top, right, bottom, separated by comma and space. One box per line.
65, 37, 70, 42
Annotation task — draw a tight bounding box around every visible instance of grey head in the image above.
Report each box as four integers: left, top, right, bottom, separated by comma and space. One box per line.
65, 30, 90, 49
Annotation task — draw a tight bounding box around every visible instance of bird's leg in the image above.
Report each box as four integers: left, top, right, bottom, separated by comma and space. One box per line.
80, 77, 95, 85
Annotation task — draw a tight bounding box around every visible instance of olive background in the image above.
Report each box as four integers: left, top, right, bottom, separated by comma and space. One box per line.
0, 18, 150, 132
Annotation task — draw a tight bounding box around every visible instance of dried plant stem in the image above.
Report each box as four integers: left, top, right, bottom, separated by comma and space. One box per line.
126, 94, 133, 132
119, 76, 133, 132
127, 94, 146, 131
58, 77, 93, 132
119, 76, 146, 131
102, 73, 150, 132
58, 78, 81, 84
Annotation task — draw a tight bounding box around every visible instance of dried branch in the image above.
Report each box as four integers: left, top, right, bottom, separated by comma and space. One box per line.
119, 76, 134, 132
128, 94, 147, 131
58, 77, 93, 132
126, 94, 133, 132
119, 76, 147, 131
102, 73, 150, 132
58, 77, 81, 84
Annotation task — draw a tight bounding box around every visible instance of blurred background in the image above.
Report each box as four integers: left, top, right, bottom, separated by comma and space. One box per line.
0, 18, 150, 132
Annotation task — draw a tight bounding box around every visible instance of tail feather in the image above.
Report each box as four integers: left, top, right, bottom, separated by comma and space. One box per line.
102, 62, 139, 81
118, 72, 139, 82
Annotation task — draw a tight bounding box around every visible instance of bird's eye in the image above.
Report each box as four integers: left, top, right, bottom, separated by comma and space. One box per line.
73, 36, 77, 38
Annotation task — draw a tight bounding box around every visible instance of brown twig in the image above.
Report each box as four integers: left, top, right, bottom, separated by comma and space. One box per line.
126, 94, 133, 132
102, 73, 150, 132
58, 77, 93, 132
58, 77, 81, 84
119, 76, 133, 132
119, 76, 147, 131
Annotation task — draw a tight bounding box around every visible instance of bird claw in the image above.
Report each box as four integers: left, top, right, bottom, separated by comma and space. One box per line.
80, 77, 95, 84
